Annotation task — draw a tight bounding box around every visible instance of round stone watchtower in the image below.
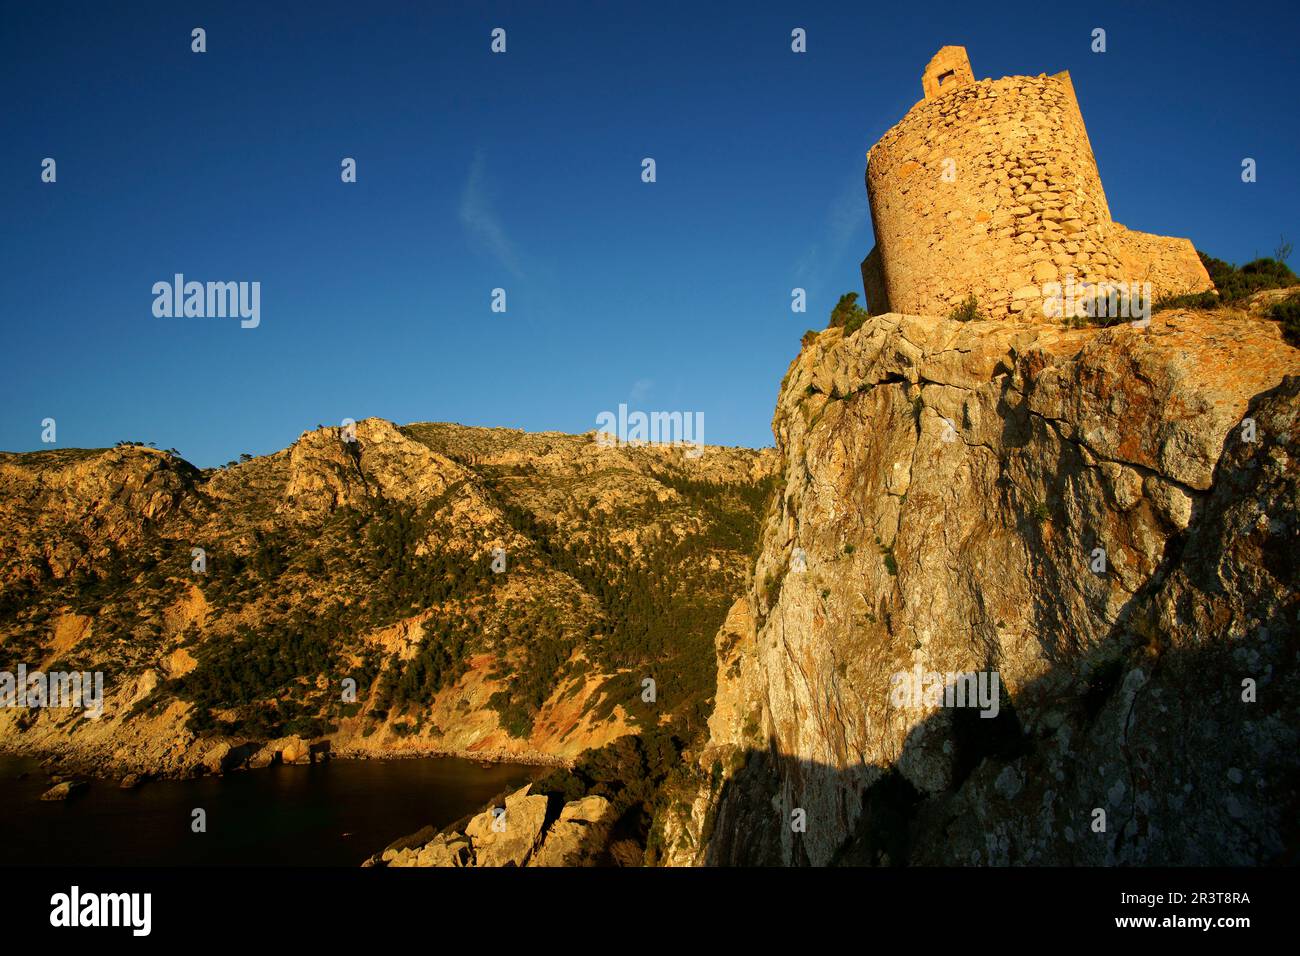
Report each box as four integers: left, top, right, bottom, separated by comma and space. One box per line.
860, 46, 1212, 320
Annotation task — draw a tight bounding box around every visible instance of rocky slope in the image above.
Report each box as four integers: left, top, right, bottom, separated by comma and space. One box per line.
659, 305, 1299, 866
0, 421, 775, 779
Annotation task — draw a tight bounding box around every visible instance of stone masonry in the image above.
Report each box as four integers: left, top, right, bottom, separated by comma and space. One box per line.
861, 46, 1212, 320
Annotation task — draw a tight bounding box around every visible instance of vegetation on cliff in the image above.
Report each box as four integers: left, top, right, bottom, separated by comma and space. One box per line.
0, 421, 775, 772
1156, 248, 1300, 344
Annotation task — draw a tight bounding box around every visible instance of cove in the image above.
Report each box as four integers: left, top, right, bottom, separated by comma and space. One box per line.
0, 754, 542, 866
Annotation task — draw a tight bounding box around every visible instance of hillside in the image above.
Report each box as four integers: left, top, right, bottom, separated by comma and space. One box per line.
0, 421, 776, 779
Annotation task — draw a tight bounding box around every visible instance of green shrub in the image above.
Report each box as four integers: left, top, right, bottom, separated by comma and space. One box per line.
1156, 250, 1297, 311
829, 292, 870, 335
948, 294, 983, 322
1152, 290, 1220, 312
1202, 251, 1296, 301
1075, 286, 1152, 327
529, 728, 685, 854
1270, 293, 1300, 346
882, 547, 898, 577
763, 571, 782, 610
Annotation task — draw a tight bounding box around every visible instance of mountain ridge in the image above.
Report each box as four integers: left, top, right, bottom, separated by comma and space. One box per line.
0, 418, 777, 782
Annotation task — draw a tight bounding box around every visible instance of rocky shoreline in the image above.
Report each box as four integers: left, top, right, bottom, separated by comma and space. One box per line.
1, 735, 572, 795
364, 782, 627, 868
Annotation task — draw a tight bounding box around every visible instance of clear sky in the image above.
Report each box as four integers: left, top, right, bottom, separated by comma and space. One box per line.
3, 0, 1297, 466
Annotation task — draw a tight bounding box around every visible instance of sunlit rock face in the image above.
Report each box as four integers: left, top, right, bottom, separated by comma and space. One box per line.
0, 420, 775, 781
662, 309, 1298, 867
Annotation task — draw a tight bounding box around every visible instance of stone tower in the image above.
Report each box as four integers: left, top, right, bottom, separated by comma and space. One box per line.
921, 45, 975, 99
860, 46, 1212, 320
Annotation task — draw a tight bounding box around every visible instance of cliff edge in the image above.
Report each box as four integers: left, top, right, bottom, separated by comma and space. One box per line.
662, 306, 1299, 866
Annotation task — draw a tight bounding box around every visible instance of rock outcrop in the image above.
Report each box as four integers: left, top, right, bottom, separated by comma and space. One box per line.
371, 784, 615, 867
528, 795, 617, 867
40, 780, 88, 801
662, 307, 1298, 866
463, 786, 550, 867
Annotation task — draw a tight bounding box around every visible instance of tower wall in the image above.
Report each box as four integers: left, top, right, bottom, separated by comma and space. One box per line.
922, 45, 976, 100
866, 70, 1126, 319
863, 52, 1212, 320
860, 246, 889, 315
1111, 226, 1214, 299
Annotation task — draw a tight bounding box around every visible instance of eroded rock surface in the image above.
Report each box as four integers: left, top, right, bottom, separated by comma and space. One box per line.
661, 309, 1298, 866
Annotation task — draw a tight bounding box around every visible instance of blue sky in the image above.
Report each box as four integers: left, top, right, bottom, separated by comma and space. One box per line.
2, 0, 1296, 466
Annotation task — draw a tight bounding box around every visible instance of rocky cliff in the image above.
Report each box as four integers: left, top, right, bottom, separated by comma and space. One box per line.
660, 305, 1299, 866
0, 421, 775, 780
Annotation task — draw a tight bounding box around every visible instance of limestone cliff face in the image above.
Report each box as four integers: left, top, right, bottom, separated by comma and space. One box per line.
663, 308, 1298, 866
0, 447, 196, 583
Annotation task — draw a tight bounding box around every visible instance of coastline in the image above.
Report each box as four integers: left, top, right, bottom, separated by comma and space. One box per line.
0, 735, 574, 789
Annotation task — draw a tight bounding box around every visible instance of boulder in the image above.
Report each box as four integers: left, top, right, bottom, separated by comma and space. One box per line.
199, 741, 257, 774
384, 847, 418, 867
249, 735, 317, 768
279, 736, 312, 765
200, 743, 232, 774
40, 780, 87, 801
529, 794, 615, 867
414, 834, 470, 867
445, 837, 471, 866
464, 785, 549, 867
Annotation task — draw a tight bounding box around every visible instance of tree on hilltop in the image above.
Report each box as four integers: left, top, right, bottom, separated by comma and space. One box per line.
827, 292, 870, 335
